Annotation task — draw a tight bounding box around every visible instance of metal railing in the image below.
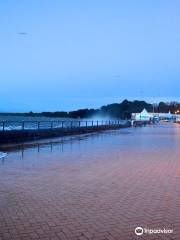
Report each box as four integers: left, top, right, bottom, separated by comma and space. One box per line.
0, 120, 127, 132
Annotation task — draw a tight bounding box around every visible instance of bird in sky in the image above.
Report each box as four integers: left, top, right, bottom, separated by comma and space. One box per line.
18, 32, 28, 35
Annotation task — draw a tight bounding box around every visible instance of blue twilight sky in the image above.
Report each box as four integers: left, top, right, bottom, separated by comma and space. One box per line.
0, 0, 180, 112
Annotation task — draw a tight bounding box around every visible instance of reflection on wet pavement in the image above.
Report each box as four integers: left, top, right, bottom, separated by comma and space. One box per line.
0, 123, 180, 239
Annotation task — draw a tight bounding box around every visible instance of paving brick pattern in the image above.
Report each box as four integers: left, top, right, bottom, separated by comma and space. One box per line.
0, 124, 180, 239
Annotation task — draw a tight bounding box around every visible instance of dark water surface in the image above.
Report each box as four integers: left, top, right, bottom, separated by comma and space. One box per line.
0, 123, 180, 239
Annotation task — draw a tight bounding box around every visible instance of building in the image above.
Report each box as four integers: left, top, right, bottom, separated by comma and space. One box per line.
132, 109, 175, 121
132, 109, 152, 121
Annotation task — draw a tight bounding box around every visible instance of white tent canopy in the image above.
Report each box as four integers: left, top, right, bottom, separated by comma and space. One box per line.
132, 108, 152, 121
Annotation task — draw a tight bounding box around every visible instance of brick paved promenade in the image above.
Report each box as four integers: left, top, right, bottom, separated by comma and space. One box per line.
0, 123, 180, 239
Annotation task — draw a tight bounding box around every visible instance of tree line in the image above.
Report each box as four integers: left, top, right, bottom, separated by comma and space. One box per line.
1, 100, 179, 120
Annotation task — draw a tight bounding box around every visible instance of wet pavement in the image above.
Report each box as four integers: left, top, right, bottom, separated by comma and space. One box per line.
0, 123, 180, 240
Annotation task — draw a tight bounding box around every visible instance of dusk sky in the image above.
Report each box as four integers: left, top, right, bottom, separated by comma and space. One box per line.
0, 0, 180, 112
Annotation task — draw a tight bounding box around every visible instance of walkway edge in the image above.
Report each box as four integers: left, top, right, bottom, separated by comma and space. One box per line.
0, 123, 131, 145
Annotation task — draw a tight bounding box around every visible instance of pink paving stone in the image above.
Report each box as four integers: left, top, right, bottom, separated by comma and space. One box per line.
0, 123, 180, 240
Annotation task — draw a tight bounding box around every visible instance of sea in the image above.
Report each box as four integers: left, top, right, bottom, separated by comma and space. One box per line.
0, 115, 126, 131
0, 115, 83, 130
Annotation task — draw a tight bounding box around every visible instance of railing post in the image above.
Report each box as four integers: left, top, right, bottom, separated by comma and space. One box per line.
97, 121, 98, 126
79, 121, 81, 128
92, 121, 93, 127
22, 121, 25, 130
86, 121, 87, 127
38, 121, 40, 130
62, 121, 64, 128
51, 121, 53, 129
2, 121, 5, 131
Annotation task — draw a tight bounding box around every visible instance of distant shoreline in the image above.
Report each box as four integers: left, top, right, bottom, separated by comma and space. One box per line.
1, 99, 179, 120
